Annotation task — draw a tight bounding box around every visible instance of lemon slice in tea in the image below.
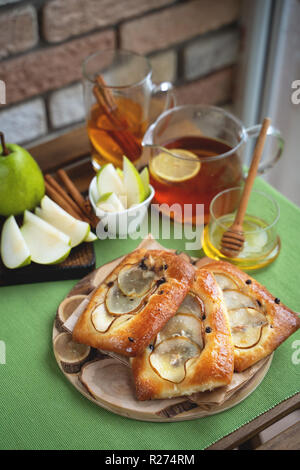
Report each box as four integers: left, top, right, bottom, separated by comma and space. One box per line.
150, 149, 201, 183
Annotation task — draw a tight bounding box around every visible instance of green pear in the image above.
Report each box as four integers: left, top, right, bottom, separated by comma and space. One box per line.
0, 134, 45, 216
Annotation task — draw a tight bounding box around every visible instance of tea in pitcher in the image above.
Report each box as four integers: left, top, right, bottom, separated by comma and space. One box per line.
149, 135, 243, 224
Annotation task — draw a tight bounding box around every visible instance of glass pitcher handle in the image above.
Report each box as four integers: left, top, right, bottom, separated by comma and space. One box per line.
151, 81, 176, 117
245, 124, 284, 175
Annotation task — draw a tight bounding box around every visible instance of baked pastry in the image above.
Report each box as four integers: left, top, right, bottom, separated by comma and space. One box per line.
73, 249, 195, 357
201, 260, 300, 371
131, 269, 234, 400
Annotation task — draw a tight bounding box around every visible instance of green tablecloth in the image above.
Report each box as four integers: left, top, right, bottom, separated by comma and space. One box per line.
0, 178, 299, 450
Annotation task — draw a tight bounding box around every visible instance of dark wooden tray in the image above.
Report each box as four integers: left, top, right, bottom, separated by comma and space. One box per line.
0, 242, 95, 286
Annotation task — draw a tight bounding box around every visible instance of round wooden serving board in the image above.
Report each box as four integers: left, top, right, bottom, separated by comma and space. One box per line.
52, 237, 273, 422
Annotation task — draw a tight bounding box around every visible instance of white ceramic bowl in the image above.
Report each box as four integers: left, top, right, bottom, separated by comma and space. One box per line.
89, 176, 155, 237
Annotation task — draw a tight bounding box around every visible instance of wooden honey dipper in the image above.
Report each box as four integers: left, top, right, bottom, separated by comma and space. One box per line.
220, 117, 271, 258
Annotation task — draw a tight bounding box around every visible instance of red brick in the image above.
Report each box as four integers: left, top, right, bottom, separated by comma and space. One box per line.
0, 30, 115, 105
0, 5, 38, 59
43, 0, 175, 43
121, 0, 241, 54
175, 67, 234, 105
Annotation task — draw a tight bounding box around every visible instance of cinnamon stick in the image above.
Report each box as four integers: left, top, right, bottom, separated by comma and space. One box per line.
57, 169, 87, 214
56, 169, 99, 228
95, 75, 117, 114
92, 78, 141, 160
44, 181, 86, 221
45, 174, 86, 220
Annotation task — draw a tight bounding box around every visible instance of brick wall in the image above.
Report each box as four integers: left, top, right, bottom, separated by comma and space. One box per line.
0, 0, 241, 146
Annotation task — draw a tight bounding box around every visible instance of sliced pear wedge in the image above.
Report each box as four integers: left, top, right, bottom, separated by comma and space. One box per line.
96, 192, 126, 213
123, 156, 146, 207
118, 264, 155, 297
84, 231, 97, 242
116, 168, 123, 180
106, 283, 144, 315
54, 332, 90, 374
140, 167, 151, 199
97, 164, 125, 200
150, 337, 200, 383
222, 290, 258, 310
21, 210, 71, 265
214, 273, 238, 291
177, 293, 202, 317
36, 195, 90, 247
0, 215, 31, 269
228, 307, 267, 349
156, 314, 203, 348
91, 303, 115, 333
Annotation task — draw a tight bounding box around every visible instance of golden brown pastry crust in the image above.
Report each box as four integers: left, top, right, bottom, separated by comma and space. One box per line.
203, 260, 300, 371
72, 249, 195, 357
131, 269, 234, 400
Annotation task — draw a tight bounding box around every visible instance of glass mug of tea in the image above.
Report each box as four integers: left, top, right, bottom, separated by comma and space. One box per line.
82, 49, 175, 170
143, 105, 284, 224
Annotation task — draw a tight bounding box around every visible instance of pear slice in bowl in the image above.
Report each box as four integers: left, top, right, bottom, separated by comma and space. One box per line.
97, 163, 125, 201
0, 215, 31, 269
96, 192, 126, 213
123, 156, 146, 207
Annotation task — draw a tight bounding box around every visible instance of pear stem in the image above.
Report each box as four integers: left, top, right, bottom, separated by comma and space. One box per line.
0, 132, 10, 156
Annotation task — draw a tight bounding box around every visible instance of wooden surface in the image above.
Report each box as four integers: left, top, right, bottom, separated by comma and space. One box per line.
53, 243, 273, 423
0, 242, 95, 286
28, 127, 299, 449
29, 127, 90, 175
256, 421, 300, 450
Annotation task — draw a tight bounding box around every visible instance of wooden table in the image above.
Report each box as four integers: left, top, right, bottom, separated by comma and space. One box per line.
29, 126, 300, 451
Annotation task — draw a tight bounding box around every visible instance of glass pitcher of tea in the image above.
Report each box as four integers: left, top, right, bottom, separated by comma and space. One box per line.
82, 49, 175, 170
143, 105, 284, 224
